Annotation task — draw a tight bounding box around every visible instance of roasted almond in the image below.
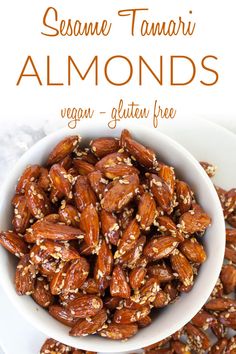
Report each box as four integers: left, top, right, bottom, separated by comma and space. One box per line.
91, 137, 119, 158
47, 136, 80, 165
49, 164, 72, 198
49, 305, 77, 327
205, 297, 236, 311
32, 277, 54, 308
25, 220, 84, 242
175, 180, 192, 215
110, 265, 131, 298
74, 175, 97, 212
115, 218, 140, 258
70, 308, 107, 336
148, 174, 173, 213
25, 182, 50, 219
137, 192, 157, 230
80, 204, 99, 249
73, 159, 96, 176
179, 238, 207, 263
143, 236, 179, 261
113, 305, 150, 324
179, 204, 211, 234
15, 254, 36, 295
98, 323, 138, 340
220, 264, 236, 294
67, 294, 103, 318
103, 164, 139, 180
12, 195, 31, 234
59, 204, 80, 227
123, 135, 157, 168
88, 170, 107, 197
16, 164, 41, 194
129, 267, 147, 290
101, 174, 139, 213
0, 230, 28, 257
185, 323, 211, 351
100, 209, 120, 246
170, 250, 193, 287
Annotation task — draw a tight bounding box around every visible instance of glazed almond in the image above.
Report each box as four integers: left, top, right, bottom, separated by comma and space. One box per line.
91, 137, 119, 158
80, 204, 99, 249
101, 174, 139, 213
74, 175, 97, 212
47, 136, 80, 165
0, 230, 28, 257
110, 265, 131, 298
143, 236, 179, 261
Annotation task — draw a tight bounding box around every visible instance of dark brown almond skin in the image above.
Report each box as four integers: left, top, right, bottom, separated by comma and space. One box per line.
137, 315, 152, 328
113, 305, 150, 324
87, 170, 107, 197
12, 196, 31, 234
80, 278, 100, 295
158, 164, 175, 195
227, 211, 236, 228
25, 220, 84, 243
223, 188, 236, 218
100, 209, 120, 246
58, 204, 80, 227
148, 174, 173, 213
47, 136, 80, 165
62, 258, 90, 294
38, 167, 51, 192
205, 297, 236, 311
219, 311, 236, 329
49, 305, 78, 327
16, 164, 41, 194
226, 228, 236, 245
0, 231, 29, 257
70, 308, 107, 336
120, 129, 132, 147
191, 309, 217, 328
225, 246, 236, 263
73, 159, 96, 176
103, 164, 139, 180
98, 323, 138, 340
153, 290, 170, 308
74, 176, 97, 212
180, 204, 211, 234
32, 277, 54, 308
179, 238, 207, 264
171, 340, 190, 354
15, 254, 36, 295
104, 296, 121, 310
67, 295, 103, 318
80, 204, 99, 249
129, 267, 147, 290
137, 192, 156, 230
49, 164, 72, 198
123, 136, 157, 168
220, 264, 236, 294
40, 240, 81, 262
147, 263, 174, 283
94, 239, 113, 282
95, 152, 130, 171
117, 235, 146, 269
110, 265, 131, 298
209, 338, 228, 354
175, 180, 192, 214
157, 215, 184, 242
40, 338, 72, 354
101, 174, 139, 213
25, 182, 50, 219
185, 323, 211, 351
115, 218, 140, 258
91, 137, 120, 158
143, 236, 179, 261
170, 250, 193, 287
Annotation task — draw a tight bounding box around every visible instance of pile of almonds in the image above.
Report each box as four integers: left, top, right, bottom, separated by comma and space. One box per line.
0, 130, 212, 342
40, 162, 236, 353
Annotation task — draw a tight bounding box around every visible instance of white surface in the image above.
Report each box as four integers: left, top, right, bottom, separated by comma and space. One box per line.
0, 118, 234, 353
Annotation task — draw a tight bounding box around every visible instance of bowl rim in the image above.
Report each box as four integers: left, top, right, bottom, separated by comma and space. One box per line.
0, 121, 225, 352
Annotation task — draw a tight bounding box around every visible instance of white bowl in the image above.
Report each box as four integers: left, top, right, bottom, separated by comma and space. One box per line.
0, 122, 225, 353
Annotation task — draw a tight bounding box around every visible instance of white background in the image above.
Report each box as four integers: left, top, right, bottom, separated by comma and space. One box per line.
0, 0, 236, 133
